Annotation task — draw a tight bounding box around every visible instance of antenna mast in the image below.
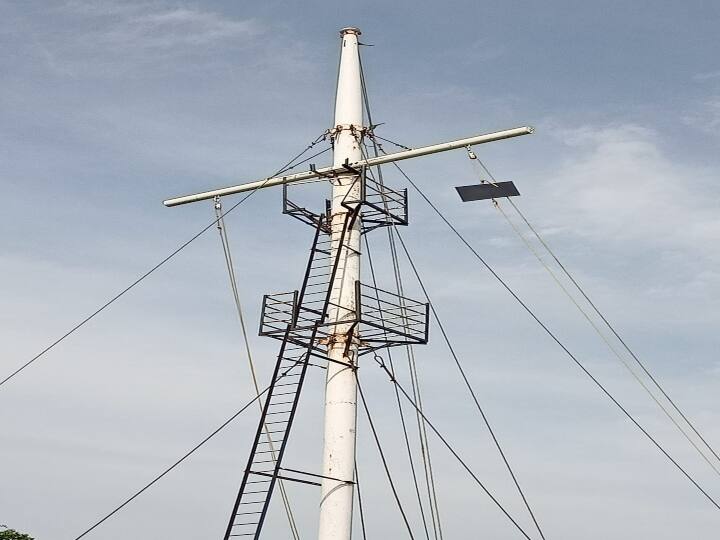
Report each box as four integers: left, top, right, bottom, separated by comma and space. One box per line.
317, 26, 364, 540
163, 26, 531, 540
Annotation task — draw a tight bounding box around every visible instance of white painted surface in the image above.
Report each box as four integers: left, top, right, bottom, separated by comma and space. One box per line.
317, 26, 363, 540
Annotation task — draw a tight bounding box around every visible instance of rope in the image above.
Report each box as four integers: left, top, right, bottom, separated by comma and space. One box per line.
357, 64, 444, 537
370, 355, 535, 540
393, 227, 548, 540
74, 372, 290, 539
367, 170, 444, 540
370, 133, 412, 151
494, 195, 720, 477
355, 461, 369, 540
365, 135, 539, 539
365, 234, 433, 540
388, 158, 720, 512
0, 135, 329, 390
471, 151, 720, 471
357, 377, 417, 539
213, 200, 301, 539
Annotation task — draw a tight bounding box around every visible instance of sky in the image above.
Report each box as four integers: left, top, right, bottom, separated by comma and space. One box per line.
1, 0, 719, 538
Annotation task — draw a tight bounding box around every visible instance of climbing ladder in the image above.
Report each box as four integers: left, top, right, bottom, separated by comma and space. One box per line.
223, 210, 355, 540
224, 168, 429, 540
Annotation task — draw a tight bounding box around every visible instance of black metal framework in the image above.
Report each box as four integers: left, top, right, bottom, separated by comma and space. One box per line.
282, 182, 332, 233
455, 181, 520, 201
283, 164, 408, 234
342, 165, 408, 233
259, 281, 429, 355
222, 324, 316, 540
226, 162, 429, 539
224, 207, 361, 540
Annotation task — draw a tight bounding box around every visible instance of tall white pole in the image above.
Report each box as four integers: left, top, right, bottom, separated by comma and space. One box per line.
318, 27, 364, 540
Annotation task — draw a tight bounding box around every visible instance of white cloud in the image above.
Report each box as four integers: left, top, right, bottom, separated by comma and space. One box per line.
85, 5, 261, 49
10, 1, 264, 76
543, 123, 720, 265
693, 70, 720, 82
682, 96, 720, 138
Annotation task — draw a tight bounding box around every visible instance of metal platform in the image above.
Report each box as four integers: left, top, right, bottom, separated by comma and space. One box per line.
259, 280, 429, 355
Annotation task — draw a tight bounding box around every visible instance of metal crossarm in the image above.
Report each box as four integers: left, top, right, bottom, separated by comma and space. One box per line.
163, 126, 532, 207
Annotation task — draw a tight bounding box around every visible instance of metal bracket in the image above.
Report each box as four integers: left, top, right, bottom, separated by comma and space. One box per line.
310, 163, 336, 179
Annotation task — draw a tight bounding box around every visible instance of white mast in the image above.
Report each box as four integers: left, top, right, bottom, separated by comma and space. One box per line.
317, 26, 363, 540
162, 27, 532, 540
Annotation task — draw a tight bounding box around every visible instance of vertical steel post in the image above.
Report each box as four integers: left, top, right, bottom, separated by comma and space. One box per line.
317, 26, 364, 540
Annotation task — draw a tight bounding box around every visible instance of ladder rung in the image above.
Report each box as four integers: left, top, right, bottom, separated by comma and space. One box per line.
243, 488, 271, 494
267, 400, 296, 407
257, 438, 283, 445
271, 390, 299, 398
275, 377, 297, 388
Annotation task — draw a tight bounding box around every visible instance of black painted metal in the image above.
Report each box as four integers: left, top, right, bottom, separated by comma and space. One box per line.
224, 210, 362, 540
227, 166, 431, 539
223, 324, 316, 539
259, 279, 429, 357
282, 183, 332, 233
455, 181, 520, 201
283, 164, 407, 235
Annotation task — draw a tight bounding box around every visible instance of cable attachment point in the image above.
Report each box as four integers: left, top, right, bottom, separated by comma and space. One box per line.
373, 354, 396, 381
214, 196, 224, 231
465, 145, 477, 160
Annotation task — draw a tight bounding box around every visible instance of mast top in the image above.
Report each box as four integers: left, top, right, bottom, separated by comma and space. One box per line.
339, 27, 361, 36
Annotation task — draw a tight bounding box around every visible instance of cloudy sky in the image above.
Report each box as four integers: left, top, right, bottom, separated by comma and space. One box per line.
1, 1, 719, 539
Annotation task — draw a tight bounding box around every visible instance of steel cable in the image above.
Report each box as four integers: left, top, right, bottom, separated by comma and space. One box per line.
365, 134, 544, 540
393, 226, 548, 540
370, 355, 535, 540
357, 377, 418, 540
472, 151, 720, 471
355, 462, 369, 540
74, 374, 285, 538
357, 61, 444, 537
365, 234, 434, 540
214, 202, 301, 539
492, 195, 720, 477
388, 158, 720, 512
0, 135, 329, 389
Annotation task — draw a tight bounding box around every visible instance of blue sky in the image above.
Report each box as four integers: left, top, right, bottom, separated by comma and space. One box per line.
1, 1, 719, 539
